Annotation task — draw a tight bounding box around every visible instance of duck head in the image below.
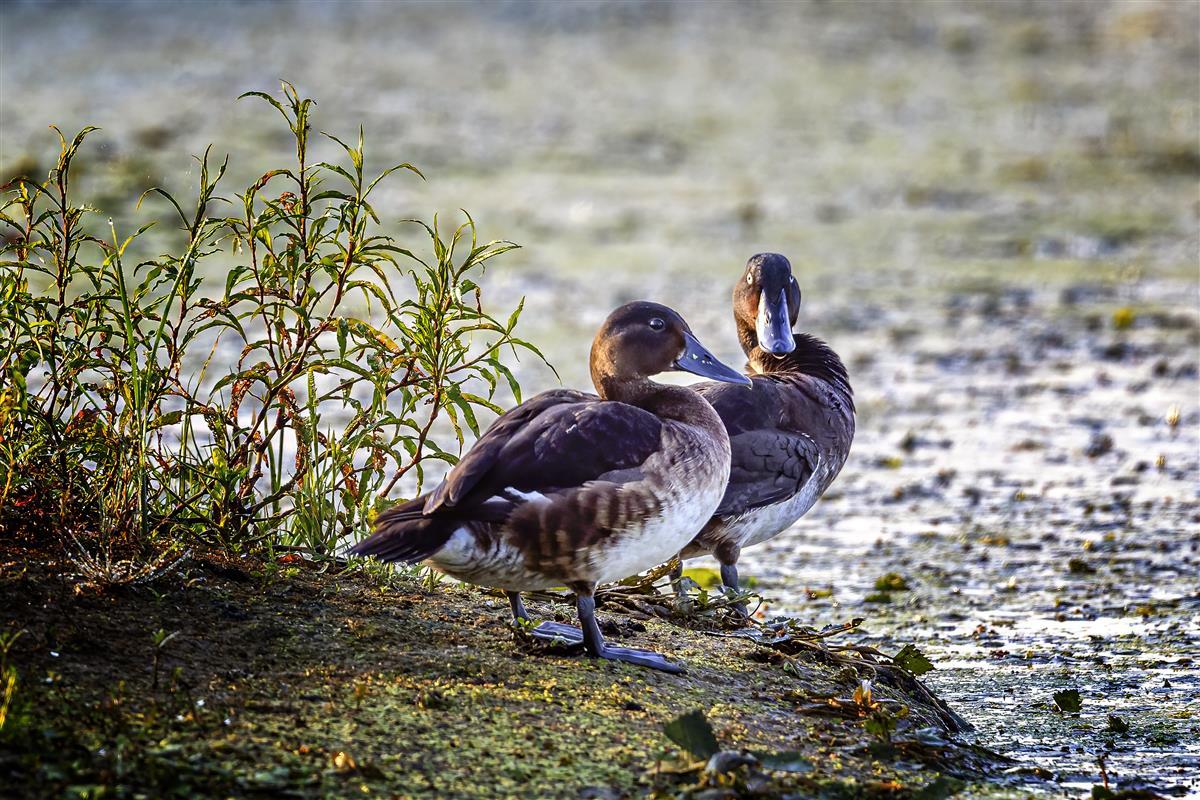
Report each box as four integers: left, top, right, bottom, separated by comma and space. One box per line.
733, 253, 801, 356
590, 301, 751, 397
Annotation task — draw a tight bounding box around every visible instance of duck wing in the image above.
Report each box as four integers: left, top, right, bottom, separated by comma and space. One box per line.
425, 389, 663, 516
696, 376, 821, 517
716, 429, 820, 516
353, 389, 665, 564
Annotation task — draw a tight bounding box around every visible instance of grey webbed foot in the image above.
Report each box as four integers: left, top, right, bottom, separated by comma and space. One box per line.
593, 642, 686, 673
577, 591, 685, 674
530, 621, 585, 646
508, 592, 583, 644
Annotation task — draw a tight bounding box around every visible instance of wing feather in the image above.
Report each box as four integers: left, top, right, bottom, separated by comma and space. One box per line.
426, 389, 662, 517
715, 430, 819, 516
697, 374, 823, 517
353, 389, 662, 564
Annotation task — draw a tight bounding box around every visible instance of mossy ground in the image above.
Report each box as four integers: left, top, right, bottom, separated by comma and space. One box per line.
0, 544, 1013, 799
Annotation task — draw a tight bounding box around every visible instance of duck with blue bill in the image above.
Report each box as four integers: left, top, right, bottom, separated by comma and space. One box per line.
677, 253, 856, 614
351, 301, 750, 673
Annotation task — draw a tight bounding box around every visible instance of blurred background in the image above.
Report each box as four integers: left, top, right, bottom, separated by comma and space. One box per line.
3, 0, 1198, 792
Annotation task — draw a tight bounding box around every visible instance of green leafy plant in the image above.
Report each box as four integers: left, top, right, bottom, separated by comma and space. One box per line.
663, 710, 720, 762
0, 82, 543, 568
854, 679, 909, 744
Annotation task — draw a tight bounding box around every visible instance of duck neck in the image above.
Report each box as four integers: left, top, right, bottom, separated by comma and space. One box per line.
737, 320, 853, 402
596, 375, 725, 431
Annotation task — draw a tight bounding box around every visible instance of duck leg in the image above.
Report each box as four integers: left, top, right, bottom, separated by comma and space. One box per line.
512, 590, 584, 645
719, 561, 749, 617
719, 562, 740, 592
507, 591, 530, 623
576, 589, 685, 674
668, 558, 688, 600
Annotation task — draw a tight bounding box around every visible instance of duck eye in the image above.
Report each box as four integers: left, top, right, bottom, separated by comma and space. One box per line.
648, 317, 666, 331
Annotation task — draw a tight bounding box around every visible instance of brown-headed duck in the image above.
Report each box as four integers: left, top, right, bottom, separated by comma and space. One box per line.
352, 301, 751, 672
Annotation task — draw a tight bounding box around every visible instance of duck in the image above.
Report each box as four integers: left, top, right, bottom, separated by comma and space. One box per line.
351, 301, 751, 672
675, 253, 855, 613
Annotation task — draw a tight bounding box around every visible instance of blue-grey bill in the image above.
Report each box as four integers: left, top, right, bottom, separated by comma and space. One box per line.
674, 331, 753, 385
756, 288, 796, 355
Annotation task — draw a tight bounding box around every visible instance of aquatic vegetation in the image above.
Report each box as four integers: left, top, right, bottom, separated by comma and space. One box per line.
0, 83, 541, 568
1053, 689, 1083, 714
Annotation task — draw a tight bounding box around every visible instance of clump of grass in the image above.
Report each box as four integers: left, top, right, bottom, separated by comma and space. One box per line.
0, 82, 543, 572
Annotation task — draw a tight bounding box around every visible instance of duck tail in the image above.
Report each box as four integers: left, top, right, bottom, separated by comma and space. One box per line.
349, 496, 456, 564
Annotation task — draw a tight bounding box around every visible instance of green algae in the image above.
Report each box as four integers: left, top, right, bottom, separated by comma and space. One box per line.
0, 556, 1013, 799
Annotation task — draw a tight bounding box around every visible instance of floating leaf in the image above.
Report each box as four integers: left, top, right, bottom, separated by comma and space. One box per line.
893, 644, 935, 676
1068, 558, 1096, 575
874, 573, 910, 591
663, 710, 719, 761
1112, 307, 1136, 330
1106, 715, 1129, 734
1053, 689, 1082, 713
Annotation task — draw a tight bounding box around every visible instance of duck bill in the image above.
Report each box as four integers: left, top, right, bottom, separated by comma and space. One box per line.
756, 288, 796, 355
674, 331, 752, 386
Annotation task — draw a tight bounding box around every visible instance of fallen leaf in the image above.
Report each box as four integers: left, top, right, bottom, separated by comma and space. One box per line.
663, 710, 719, 761
755, 751, 813, 773
893, 644, 935, 676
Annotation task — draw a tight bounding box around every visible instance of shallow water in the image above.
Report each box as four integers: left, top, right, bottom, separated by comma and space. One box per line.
3, 1, 1198, 795
735, 285, 1200, 796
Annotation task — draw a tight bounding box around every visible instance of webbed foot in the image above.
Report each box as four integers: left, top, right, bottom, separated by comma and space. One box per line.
530, 621, 584, 646
593, 643, 686, 674
572, 588, 687, 674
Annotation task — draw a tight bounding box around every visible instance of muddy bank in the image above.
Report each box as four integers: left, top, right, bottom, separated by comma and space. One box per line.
0, 548, 1018, 799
